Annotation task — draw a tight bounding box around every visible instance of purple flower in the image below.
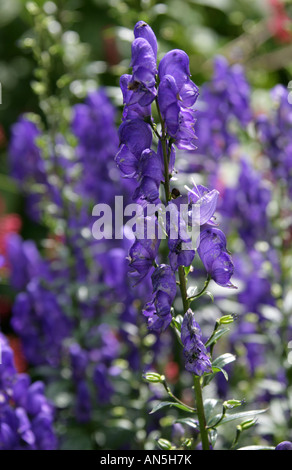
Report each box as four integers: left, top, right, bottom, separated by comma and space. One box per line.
181, 309, 212, 376
8, 116, 45, 184
71, 89, 120, 203
125, 22, 158, 107
187, 184, 219, 226
220, 158, 271, 247
128, 232, 160, 286
120, 74, 151, 121
11, 279, 72, 367
197, 227, 236, 288
134, 21, 157, 59
158, 49, 199, 150
142, 264, 176, 332
115, 118, 152, 178
69, 343, 88, 382
256, 84, 292, 197
7, 233, 45, 291
75, 380, 92, 423
195, 56, 251, 162
93, 364, 114, 404
275, 441, 292, 450
0, 333, 57, 450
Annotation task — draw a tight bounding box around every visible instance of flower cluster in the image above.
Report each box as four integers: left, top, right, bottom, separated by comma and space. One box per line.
219, 158, 271, 247
0, 333, 57, 450
256, 85, 292, 197
116, 22, 236, 392
195, 55, 251, 164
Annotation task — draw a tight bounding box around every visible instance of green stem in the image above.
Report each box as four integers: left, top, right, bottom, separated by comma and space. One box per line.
194, 376, 210, 450
162, 378, 196, 413
155, 97, 170, 204
178, 266, 189, 313
188, 275, 211, 302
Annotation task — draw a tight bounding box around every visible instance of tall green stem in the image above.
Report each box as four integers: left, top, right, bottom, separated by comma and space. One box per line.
194, 376, 210, 450
155, 97, 170, 204
178, 267, 209, 450
178, 266, 189, 313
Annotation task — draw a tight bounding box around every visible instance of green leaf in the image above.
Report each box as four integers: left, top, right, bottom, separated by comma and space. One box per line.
149, 401, 194, 414
203, 353, 236, 385
208, 408, 267, 428
205, 327, 230, 347
175, 417, 199, 429
212, 353, 236, 369
203, 398, 222, 424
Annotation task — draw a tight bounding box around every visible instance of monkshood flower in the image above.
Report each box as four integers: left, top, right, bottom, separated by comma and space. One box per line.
133, 148, 163, 205
126, 21, 158, 107
8, 116, 45, 184
93, 363, 114, 405
75, 380, 92, 423
142, 264, 176, 333
71, 89, 120, 204
195, 55, 251, 162
0, 333, 57, 450
187, 183, 219, 226
158, 49, 199, 150
165, 184, 219, 272
256, 85, 292, 196
115, 118, 153, 179
197, 227, 236, 288
127, 224, 160, 286
11, 278, 72, 367
167, 197, 196, 272
181, 309, 212, 376
69, 343, 89, 383
220, 158, 271, 247
236, 249, 276, 318
6, 233, 46, 291
120, 74, 152, 121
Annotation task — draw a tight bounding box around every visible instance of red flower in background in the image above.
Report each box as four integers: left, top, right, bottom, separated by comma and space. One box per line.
7, 335, 28, 373
268, 0, 292, 43
0, 196, 22, 319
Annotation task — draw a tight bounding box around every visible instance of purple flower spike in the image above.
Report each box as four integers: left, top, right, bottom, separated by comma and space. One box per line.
181, 309, 212, 376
